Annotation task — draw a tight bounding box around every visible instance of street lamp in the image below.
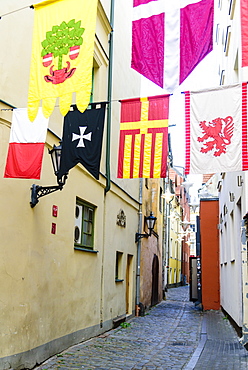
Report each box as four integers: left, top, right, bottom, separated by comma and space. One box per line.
30, 142, 68, 208
50, 142, 62, 178
135, 212, 157, 243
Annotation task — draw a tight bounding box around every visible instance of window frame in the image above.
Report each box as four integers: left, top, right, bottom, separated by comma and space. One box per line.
115, 251, 124, 282
74, 198, 96, 252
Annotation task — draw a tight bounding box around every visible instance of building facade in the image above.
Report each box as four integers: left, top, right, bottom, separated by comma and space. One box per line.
211, 0, 248, 342
0, 1, 162, 368
139, 178, 164, 310
200, 198, 220, 311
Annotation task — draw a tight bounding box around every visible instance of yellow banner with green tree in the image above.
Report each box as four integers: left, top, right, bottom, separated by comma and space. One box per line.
28, 0, 97, 121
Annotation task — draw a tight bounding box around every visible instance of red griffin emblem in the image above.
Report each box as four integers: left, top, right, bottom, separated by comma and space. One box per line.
41, 19, 85, 85
197, 116, 234, 157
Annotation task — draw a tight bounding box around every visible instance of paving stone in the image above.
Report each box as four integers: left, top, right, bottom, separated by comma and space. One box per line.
34, 286, 248, 370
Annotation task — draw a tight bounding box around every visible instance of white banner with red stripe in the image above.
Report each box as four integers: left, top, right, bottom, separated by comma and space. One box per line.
4, 108, 49, 179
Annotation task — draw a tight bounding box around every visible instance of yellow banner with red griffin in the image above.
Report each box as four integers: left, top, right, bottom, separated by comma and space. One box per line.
28, 0, 97, 121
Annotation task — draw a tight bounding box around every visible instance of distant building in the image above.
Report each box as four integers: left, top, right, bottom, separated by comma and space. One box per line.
166, 167, 191, 287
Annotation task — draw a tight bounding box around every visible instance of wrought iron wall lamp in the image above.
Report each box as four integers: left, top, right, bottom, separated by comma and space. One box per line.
135, 212, 157, 243
30, 142, 68, 208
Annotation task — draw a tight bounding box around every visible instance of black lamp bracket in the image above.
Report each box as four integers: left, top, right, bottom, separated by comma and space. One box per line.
30, 184, 62, 208
30, 174, 68, 208
135, 232, 150, 243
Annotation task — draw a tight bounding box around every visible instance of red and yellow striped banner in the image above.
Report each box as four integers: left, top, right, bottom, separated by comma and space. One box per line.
117, 95, 169, 178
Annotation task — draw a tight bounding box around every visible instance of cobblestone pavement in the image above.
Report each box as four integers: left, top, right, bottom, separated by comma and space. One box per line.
193, 310, 248, 370
34, 286, 248, 369
35, 286, 203, 369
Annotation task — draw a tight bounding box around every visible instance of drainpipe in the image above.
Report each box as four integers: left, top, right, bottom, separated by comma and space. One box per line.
162, 178, 167, 297
135, 178, 143, 316
105, 0, 115, 194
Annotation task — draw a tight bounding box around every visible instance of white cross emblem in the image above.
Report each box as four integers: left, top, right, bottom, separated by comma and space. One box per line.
72, 126, 92, 148
133, 0, 201, 21
132, 0, 202, 92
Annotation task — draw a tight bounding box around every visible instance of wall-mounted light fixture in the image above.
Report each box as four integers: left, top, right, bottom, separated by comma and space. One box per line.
135, 212, 157, 243
30, 142, 68, 208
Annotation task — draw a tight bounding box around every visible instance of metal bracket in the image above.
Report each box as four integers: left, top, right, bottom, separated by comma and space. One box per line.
135, 232, 149, 244
30, 184, 63, 208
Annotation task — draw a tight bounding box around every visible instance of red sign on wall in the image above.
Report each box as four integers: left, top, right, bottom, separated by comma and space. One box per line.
52, 205, 58, 217
51, 223, 56, 234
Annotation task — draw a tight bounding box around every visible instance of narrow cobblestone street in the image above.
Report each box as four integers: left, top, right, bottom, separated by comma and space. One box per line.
35, 286, 248, 369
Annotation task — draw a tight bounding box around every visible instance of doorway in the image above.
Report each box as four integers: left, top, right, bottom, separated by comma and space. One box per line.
126, 254, 133, 315
151, 254, 159, 306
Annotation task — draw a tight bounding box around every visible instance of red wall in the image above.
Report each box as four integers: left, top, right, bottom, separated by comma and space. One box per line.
200, 199, 220, 310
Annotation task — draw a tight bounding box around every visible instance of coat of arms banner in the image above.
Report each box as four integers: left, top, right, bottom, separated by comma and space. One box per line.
185, 83, 248, 175
28, 0, 98, 121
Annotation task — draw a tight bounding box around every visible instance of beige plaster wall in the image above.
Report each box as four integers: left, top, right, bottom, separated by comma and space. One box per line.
139, 179, 163, 308
0, 0, 142, 368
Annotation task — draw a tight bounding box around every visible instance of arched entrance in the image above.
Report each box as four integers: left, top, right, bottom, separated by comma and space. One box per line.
151, 254, 159, 306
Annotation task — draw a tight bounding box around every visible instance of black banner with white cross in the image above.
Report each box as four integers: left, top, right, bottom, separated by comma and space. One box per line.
58, 103, 106, 180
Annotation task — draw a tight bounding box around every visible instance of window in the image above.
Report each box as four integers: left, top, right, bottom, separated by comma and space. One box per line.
159, 187, 163, 213
90, 67, 94, 103
190, 224, 196, 233
220, 70, 225, 85
74, 199, 95, 250
115, 251, 124, 282
224, 25, 231, 55
230, 211, 235, 262
216, 23, 220, 44
229, 0, 236, 19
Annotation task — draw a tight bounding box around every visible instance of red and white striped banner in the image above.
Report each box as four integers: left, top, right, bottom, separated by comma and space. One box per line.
241, 0, 248, 67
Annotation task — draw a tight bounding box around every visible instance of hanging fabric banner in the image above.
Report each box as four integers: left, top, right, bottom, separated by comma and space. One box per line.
131, 0, 214, 92
57, 103, 106, 180
4, 108, 49, 179
185, 83, 248, 175
241, 0, 248, 67
28, 0, 98, 121
117, 95, 169, 179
